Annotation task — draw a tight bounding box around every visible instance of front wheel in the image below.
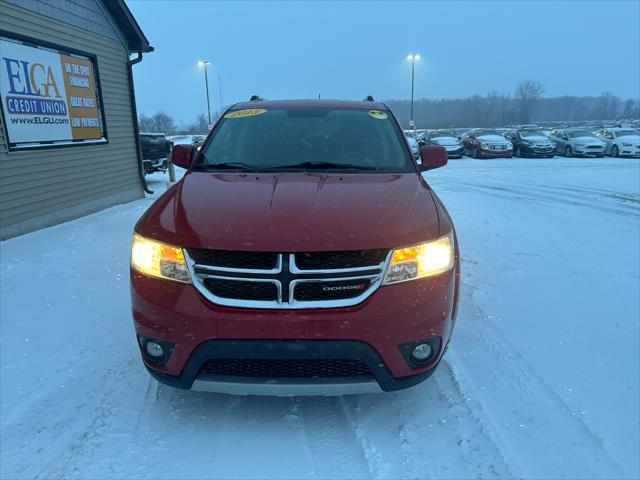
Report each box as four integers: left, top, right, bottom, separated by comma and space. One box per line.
564, 145, 573, 157
514, 146, 521, 157
611, 145, 619, 157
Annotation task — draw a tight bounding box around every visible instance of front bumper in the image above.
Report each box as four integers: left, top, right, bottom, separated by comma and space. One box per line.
146, 339, 443, 395
574, 146, 605, 156
521, 145, 555, 157
478, 147, 512, 158
619, 146, 640, 157
442, 146, 464, 157
131, 265, 458, 394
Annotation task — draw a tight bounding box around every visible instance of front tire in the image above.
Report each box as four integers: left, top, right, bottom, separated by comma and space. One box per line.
564, 145, 573, 157
611, 145, 619, 157
515, 146, 521, 157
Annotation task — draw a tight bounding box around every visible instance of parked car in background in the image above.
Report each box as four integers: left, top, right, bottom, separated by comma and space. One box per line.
550, 128, 606, 157
595, 128, 640, 157
140, 132, 172, 174
505, 129, 556, 158
405, 133, 420, 158
425, 129, 464, 158
462, 129, 513, 158
168, 134, 206, 146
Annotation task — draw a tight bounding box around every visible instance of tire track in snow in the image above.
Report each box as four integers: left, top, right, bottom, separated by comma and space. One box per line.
340, 370, 513, 480
450, 280, 627, 478
294, 396, 374, 479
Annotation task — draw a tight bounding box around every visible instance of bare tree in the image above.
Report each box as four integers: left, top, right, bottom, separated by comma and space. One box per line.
514, 80, 545, 124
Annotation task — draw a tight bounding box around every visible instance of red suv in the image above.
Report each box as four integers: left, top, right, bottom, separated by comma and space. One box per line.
130, 98, 460, 396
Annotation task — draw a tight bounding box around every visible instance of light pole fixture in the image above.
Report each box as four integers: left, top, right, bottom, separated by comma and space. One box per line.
197, 60, 212, 125
406, 53, 421, 130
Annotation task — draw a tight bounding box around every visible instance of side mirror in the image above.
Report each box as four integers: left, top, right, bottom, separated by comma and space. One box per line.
171, 144, 193, 169
419, 145, 447, 171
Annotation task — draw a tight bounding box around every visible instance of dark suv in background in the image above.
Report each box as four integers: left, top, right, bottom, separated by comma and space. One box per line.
140, 132, 172, 174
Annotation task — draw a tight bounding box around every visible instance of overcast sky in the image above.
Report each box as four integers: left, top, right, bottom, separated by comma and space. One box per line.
127, 0, 640, 124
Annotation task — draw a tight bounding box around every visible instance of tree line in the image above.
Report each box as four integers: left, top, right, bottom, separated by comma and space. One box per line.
386, 80, 639, 129
138, 80, 639, 133
138, 112, 210, 135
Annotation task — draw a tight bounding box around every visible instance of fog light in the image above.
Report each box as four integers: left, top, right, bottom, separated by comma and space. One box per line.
145, 341, 164, 358
411, 343, 433, 362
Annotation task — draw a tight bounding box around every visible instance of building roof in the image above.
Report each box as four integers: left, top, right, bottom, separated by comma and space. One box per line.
229, 99, 388, 111
103, 0, 153, 53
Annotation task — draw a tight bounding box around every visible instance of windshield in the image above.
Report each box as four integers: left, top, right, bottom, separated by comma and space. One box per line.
567, 130, 595, 138
614, 130, 639, 137
474, 129, 499, 136
521, 130, 546, 138
196, 107, 413, 172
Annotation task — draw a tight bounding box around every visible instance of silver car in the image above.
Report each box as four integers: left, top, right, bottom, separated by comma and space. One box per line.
594, 128, 640, 157
550, 128, 606, 157
425, 129, 464, 158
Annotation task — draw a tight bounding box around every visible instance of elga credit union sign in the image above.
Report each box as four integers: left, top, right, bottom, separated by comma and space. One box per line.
0, 36, 107, 150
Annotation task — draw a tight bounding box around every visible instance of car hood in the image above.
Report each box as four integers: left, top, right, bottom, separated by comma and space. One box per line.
136, 172, 440, 251
522, 135, 552, 144
477, 134, 509, 143
617, 135, 640, 143
433, 137, 460, 146
572, 136, 603, 145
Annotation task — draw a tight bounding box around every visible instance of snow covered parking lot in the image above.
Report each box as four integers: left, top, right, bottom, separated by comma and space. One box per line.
1, 157, 638, 479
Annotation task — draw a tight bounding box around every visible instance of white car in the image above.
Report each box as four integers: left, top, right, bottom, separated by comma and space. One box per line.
595, 128, 640, 157
405, 134, 420, 158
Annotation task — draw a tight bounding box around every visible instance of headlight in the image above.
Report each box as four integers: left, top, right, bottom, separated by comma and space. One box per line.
480, 142, 489, 149
384, 232, 455, 285
131, 233, 191, 283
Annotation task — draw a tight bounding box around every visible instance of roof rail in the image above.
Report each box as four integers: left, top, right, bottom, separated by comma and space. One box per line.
249, 95, 265, 101
363, 95, 374, 101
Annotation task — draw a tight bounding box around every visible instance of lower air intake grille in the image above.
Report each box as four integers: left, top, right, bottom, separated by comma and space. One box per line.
200, 358, 373, 378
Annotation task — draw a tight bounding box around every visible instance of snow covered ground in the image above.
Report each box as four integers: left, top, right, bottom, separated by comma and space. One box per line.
1, 156, 638, 479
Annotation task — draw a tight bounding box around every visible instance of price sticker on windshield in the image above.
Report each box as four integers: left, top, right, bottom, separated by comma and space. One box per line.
368, 110, 388, 120
224, 109, 268, 119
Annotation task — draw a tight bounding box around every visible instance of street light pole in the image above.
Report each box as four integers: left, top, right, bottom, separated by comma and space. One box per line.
406, 53, 421, 130
198, 60, 212, 125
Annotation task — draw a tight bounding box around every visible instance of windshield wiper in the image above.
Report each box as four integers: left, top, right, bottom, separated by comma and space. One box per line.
269, 161, 377, 171
194, 162, 258, 171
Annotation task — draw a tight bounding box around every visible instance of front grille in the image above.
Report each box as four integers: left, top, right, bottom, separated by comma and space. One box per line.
295, 249, 388, 270
294, 279, 372, 301
586, 145, 602, 149
203, 278, 277, 301
188, 248, 389, 308
200, 358, 373, 378
187, 249, 278, 270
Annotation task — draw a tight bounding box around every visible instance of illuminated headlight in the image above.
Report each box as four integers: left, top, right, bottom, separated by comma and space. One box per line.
131, 234, 191, 283
384, 232, 455, 285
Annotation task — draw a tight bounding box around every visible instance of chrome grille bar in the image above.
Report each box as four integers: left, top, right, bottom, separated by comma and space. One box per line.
184, 250, 392, 309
